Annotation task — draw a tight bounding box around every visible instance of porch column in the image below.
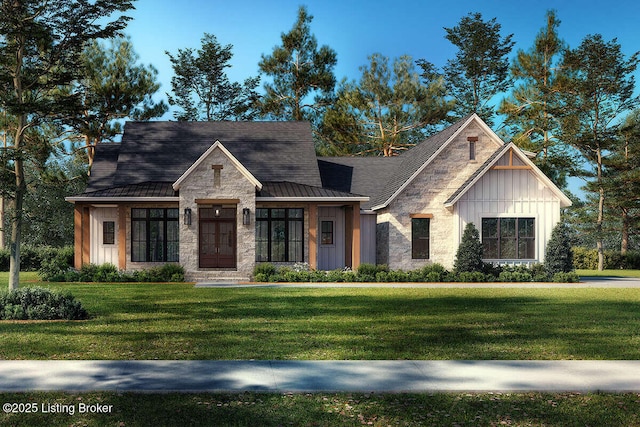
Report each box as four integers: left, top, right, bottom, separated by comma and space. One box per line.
308, 203, 317, 269
118, 205, 127, 270
351, 203, 361, 269
74, 205, 90, 269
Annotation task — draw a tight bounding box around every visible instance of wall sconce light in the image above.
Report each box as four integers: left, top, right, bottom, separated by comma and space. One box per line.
242, 208, 251, 225
183, 208, 192, 226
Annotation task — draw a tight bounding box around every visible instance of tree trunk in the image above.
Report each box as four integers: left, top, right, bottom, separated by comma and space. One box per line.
8, 137, 25, 290
621, 208, 629, 254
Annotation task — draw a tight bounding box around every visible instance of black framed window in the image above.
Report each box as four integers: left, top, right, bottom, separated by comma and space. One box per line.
321, 221, 334, 245
411, 218, 430, 259
131, 208, 179, 262
482, 217, 535, 259
256, 208, 303, 262
103, 221, 115, 245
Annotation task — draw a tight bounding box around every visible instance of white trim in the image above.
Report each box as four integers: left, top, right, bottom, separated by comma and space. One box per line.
172, 140, 262, 191
66, 196, 179, 203
371, 114, 503, 210
443, 142, 572, 209
256, 196, 369, 202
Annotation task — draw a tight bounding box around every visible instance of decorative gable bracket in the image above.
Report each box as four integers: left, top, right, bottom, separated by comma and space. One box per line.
172, 140, 262, 191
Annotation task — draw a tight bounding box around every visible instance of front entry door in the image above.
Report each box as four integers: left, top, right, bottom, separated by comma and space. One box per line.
199, 207, 236, 268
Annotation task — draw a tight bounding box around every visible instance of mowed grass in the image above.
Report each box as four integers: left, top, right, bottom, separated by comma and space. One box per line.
2, 391, 640, 427
2, 273, 640, 360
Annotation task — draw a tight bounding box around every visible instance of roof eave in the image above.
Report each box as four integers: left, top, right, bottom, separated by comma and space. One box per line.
256, 196, 370, 202
65, 196, 180, 204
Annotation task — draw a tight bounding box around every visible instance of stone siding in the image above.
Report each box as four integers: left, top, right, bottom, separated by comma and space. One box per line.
378, 122, 500, 270
178, 146, 256, 281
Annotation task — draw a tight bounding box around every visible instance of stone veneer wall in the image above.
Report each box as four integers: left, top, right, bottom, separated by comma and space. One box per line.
377, 122, 500, 270
178, 147, 256, 282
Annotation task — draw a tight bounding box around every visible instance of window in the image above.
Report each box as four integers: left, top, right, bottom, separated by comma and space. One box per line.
411, 218, 430, 259
131, 208, 179, 262
482, 218, 535, 259
468, 136, 478, 161
321, 221, 334, 245
255, 208, 303, 262
103, 221, 115, 245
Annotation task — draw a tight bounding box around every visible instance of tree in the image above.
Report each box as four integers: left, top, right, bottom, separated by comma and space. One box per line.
499, 10, 574, 188
544, 221, 574, 276
166, 33, 259, 121
561, 34, 640, 270
605, 109, 640, 252
442, 12, 515, 124
454, 222, 484, 273
0, 0, 134, 290
320, 54, 453, 156
258, 6, 337, 122
75, 36, 167, 172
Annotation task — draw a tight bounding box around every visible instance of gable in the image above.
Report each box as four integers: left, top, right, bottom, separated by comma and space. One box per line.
444, 143, 572, 209
370, 114, 503, 210
173, 141, 261, 191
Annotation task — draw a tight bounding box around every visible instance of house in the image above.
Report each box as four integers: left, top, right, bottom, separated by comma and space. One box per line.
66, 114, 572, 281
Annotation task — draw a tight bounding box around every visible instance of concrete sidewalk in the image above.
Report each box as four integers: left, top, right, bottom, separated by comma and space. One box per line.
2, 360, 640, 393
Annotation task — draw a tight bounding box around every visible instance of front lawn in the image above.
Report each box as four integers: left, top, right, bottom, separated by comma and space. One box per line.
1, 278, 640, 360
577, 269, 640, 278
2, 391, 640, 427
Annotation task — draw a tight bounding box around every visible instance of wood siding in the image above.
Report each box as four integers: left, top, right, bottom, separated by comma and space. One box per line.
455, 168, 562, 263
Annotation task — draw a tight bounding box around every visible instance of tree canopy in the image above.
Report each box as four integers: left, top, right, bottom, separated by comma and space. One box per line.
166, 33, 260, 121
258, 6, 337, 122
0, 0, 135, 290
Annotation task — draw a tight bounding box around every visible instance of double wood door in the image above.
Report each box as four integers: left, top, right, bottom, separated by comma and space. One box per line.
199, 207, 236, 268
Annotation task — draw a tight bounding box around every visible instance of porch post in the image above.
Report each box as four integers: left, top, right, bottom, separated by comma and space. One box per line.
351, 203, 361, 269
73, 205, 83, 269
308, 203, 317, 269
118, 205, 127, 270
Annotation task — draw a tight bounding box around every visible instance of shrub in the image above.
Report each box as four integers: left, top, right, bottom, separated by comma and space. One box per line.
253, 263, 277, 278
552, 271, 581, 283
454, 271, 487, 282
0, 248, 9, 271
454, 223, 484, 273
254, 273, 268, 282
0, 287, 88, 320
545, 222, 574, 276
498, 269, 533, 283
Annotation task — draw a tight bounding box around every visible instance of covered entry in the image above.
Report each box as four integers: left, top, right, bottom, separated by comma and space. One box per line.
199, 206, 236, 268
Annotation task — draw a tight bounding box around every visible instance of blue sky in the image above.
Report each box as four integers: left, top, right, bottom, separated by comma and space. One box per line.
124, 0, 640, 121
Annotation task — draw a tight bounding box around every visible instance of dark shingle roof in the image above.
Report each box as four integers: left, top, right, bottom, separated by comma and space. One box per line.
318, 157, 400, 209
87, 121, 322, 192
369, 114, 473, 208
86, 143, 121, 192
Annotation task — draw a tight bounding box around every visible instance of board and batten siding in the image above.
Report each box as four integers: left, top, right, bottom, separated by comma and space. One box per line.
317, 206, 345, 270
360, 213, 377, 265
90, 207, 119, 266
454, 167, 562, 264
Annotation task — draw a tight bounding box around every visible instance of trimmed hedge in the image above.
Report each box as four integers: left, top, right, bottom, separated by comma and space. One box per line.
0, 287, 88, 320
40, 262, 185, 283
252, 262, 580, 283
572, 247, 640, 270
0, 246, 74, 272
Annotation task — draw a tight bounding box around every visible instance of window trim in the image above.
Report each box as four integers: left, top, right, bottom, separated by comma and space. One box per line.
411, 217, 430, 259
255, 208, 304, 262
481, 217, 536, 260
103, 221, 115, 245
131, 208, 179, 262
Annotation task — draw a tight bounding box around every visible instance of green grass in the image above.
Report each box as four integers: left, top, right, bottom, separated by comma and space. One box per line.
577, 269, 640, 278
1, 276, 640, 360
1, 391, 640, 426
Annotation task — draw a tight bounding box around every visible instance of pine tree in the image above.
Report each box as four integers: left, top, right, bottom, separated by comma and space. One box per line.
454, 223, 485, 273
258, 6, 337, 122
544, 222, 574, 275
